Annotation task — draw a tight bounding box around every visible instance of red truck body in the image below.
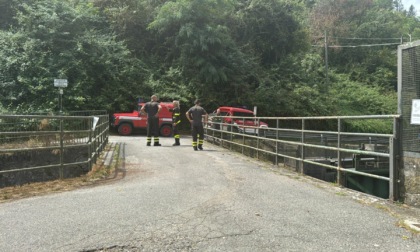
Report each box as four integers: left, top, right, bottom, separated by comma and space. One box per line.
209, 106, 268, 135
111, 102, 174, 136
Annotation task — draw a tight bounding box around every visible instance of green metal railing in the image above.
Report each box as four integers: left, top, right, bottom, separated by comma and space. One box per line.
205, 114, 400, 201
0, 112, 109, 185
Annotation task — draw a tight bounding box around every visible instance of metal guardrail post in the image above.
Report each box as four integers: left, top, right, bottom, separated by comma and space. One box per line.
390, 116, 400, 201
221, 122, 224, 148
396, 116, 402, 201
93, 122, 97, 164
242, 126, 245, 155
212, 122, 215, 144
275, 119, 279, 165
337, 118, 343, 186
300, 119, 305, 174
88, 119, 93, 171
389, 136, 395, 200
231, 121, 233, 151
59, 118, 64, 179
257, 118, 260, 160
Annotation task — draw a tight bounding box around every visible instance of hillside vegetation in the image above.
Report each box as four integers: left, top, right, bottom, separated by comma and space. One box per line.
1, 0, 418, 120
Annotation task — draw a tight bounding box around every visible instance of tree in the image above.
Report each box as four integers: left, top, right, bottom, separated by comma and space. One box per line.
233, 0, 309, 66
0, 0, 147, 113
0, 0, 17, 30
308, 0, 420, 91
393, 0, 404, 12
147, 0, 258, 105
0, 0, 409, 118
92, 0, 162, 57
407, 5, 417, 17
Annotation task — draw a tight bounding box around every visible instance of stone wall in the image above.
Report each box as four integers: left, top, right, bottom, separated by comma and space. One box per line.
0, 147, 89, 188
401, 155, 420, 207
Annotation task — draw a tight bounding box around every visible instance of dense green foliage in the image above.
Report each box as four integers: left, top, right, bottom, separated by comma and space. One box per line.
0, 0, 418, 118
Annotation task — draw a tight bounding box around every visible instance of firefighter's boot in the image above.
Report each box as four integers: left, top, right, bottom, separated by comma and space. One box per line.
146, 137, 151, 146
198, 144, 203, 150
153, 137, 161, 146
172, 138, 180, 146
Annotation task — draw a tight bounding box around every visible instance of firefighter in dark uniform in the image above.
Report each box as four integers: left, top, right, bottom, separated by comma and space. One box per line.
186, 99, 208, 151
169, 100, 181, 146
140, 95, 161, 146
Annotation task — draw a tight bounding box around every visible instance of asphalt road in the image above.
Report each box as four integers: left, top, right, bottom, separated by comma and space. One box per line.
1, 135, 420, 252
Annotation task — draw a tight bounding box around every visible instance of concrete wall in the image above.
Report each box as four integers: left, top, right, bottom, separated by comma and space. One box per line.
402, 154, 420, 207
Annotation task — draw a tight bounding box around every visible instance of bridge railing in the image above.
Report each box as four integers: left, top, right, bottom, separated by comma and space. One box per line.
0, 112, 109, 187
205, 115, 400, 201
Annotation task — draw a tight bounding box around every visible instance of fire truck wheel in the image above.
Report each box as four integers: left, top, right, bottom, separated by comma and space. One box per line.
118, 123, 133, 136
160, 125, 173, 137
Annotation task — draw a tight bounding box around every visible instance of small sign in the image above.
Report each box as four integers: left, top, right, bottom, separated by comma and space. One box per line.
54, 79, 68, 88
92, 117, 99, 130
411, 99, 420, 125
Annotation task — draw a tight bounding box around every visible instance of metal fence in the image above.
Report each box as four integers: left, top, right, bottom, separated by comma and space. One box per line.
0, 112, 109, 187
205, 115, 400, 201
397, 40, 420, 207
398, 40, 420, 154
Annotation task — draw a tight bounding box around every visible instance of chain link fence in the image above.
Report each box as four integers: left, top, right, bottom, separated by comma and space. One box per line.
398, 40, 420, 207
399, 40, 420, 154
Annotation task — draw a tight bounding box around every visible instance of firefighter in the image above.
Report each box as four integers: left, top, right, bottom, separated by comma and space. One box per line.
140, 95, 161, 146
186, 99, 208, 151
169, 100, 181, 146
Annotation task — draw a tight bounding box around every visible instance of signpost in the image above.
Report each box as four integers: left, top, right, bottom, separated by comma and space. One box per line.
54, 79, 68, 88
411, 99, 420, 125
54, 79, 68, 114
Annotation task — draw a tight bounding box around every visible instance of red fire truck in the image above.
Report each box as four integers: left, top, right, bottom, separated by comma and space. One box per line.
208, 106, 268, 135
111, 102, 174, 136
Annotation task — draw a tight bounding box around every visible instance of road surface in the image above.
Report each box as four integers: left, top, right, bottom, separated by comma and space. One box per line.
0, 135, 419, 251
